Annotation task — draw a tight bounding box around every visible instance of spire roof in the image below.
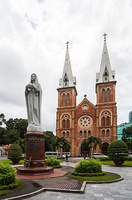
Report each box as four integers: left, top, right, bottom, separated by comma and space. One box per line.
59, 42, 76, 88
96, 34, 115, 83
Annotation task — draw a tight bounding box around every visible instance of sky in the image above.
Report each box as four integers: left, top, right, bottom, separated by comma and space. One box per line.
0, 0, 132, 134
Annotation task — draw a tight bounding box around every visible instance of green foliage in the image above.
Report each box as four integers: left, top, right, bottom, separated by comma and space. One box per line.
81, 136, 102, 156
0, 160, 12, 164
15, 118, 28, 139
45, 157, 61, 168
53, 136, 71, 152
99, 157, 110, 161
69, 173, 121, 182
122, 126, 132, 153
107, 140, 128, 162
0, 163, 16, 186
0, 113, 6, 126
0, 178, 20, 190
28, 156, 32, 168
3, 129, 19, 144
127, 156, 132, 161
0, 127, 7, 145
17, 138, 25, 153
122, 125, 132, 141
8, 143, 22, 160
44, 131, 56, 151
0, 115, 28, 145
126, 139, 132, 153
72, 171, 105, 177
74, 159, 102, 174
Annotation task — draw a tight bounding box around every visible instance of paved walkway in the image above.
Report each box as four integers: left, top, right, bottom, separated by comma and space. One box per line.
23, 161, 132, 200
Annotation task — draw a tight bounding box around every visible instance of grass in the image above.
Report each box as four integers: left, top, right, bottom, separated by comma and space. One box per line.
100, 160, 132, 167
0, 159, 24, 165
69, 172, 121, 182
0, 189, 11, 196
0, 181, 24, 197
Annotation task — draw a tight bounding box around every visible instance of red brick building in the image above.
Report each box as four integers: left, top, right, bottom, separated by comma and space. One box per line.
56, 36, 117, 156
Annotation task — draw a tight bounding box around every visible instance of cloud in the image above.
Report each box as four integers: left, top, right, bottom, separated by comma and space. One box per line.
0, 0, 132, 133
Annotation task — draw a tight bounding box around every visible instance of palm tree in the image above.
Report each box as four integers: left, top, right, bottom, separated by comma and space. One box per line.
53, 136, 71, 153
81, 136, 102, 157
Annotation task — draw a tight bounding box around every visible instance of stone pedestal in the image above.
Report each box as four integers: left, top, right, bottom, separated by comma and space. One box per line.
17, 131, 54, 175
24, 131, 46, 167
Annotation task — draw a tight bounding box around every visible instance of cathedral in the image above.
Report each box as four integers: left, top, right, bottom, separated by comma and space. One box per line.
56, 35, 117, 156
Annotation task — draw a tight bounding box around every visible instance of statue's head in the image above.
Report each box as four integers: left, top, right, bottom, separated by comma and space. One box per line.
30, 73, 38, 83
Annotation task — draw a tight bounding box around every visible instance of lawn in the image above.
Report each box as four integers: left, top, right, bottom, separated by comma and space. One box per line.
100, 160, 132, 167
69, 172, 121, 182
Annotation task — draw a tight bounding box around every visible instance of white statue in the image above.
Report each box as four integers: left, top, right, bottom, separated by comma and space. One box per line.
25, 73, 43, 132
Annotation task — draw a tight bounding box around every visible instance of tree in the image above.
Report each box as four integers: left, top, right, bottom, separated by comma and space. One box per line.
5, 118, 17, 130
3, 129, 19, 144
4, 118, 28, 140
0, 113, 6, 126
5, 118, 28, 138
8, 143, 22, 164
122, 126, 132, 141
44, 131, 56, 151
122, 125, 132, 153
17, 138, 25, 153
81, 136, 102, 157
15, 118, 28, 139
0, 127, 7, 145
53, 137, 71, 153
107, 140, 128, 166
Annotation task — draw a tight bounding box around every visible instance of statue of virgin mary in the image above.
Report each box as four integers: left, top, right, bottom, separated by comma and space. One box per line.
25, 73, 43, 132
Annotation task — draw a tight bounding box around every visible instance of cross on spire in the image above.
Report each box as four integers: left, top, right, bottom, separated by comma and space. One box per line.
103, 33, 107, 41
66, 41, 69, 49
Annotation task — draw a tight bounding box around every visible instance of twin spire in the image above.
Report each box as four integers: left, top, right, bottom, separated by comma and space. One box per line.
96, 33, 115, 83
59, 42, 76, 88
59, 34, 115, 88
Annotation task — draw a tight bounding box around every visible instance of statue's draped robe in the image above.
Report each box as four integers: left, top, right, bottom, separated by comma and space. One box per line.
25, 79, 42, 132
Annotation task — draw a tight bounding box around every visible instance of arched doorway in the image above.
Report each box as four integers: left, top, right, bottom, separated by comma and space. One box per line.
101, 142, 109, 155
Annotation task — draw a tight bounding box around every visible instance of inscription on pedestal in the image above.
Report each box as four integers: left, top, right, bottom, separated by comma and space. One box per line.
26, 143, 38, 151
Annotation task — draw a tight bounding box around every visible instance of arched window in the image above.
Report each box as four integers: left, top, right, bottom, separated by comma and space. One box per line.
101, 117, 105, 126
67, 131, 69, 138
80, 131, 82, 137
102, 88, 105, 102
66, 119, 70, 128
62, 132, 65, 137
107, 88, 110, 101
88, 130, 91, 136
106, 116, 110, 126
102, 129, 105, 137
62, 119, 65, 128
84, 131, 86, 137
106, 129, 110, 137
67, 93, 70, 105
62, 94, 65, 106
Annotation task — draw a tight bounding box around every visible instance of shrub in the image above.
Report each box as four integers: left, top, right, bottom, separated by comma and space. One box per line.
127, 156, 132, 161
107, 140, 128, 162
74, 159, 102, 174
72, 171, 105, 177
99, 157, 110, 161
0, 178, 21, 190
45, 157, 61, 168
0, 163, 16, 186
8, 143, 22, 161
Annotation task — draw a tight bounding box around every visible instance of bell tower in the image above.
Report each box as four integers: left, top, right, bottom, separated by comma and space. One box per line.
56, 42, 77, 156
96, 34, 117, 144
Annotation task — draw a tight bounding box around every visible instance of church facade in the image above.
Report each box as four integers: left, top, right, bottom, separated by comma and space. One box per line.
56, 36, 117, 156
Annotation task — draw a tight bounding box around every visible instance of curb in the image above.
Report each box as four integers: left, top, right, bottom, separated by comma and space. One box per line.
2, 176, 123, 200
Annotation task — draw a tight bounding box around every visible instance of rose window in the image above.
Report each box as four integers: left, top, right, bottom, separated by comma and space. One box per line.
78, 116, 92, 128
